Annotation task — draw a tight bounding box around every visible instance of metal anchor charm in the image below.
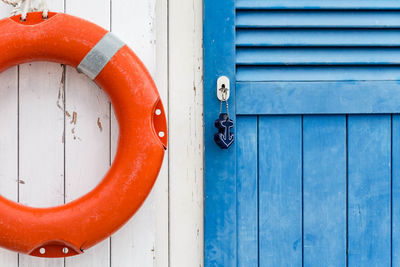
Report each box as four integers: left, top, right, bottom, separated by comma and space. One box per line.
214, 113, 234, 149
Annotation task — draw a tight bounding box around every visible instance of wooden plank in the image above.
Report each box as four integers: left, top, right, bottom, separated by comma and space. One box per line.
236, 116, 258, 266
237, 66, 400, 82
18, 2, 65, 266
154, 0, 169, 265
236, 47, 400, 65
63, 65, 111, 266
64, 0, 110, 266
347, 115, 391, 266
236, 0, 400, 10
258, 116, 302, 266
236, 29, 400, 47
110, 0, 159, 266
0, 0, 171, 265
236, 81, 400, 115
393, 115, 400, 265
18, 62, 65, 267
170, 0, 204, 265
303, 115, 346, 266
236, 11, 400, 28
203, 0, 236, 265
0, 67, 18, 267
0, 0, 170, 266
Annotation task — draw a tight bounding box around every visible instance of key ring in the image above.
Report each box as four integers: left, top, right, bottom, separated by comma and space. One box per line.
219, 85, 229, 117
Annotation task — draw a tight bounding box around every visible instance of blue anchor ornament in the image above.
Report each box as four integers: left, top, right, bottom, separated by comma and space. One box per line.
214, 113, 234, 149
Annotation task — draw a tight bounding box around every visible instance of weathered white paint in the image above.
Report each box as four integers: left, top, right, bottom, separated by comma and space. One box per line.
0, 0, 204, 266
65, 1, 111, 266
111, 1, 159, 266
169, 0, 204, 266
154, 0, 169, 265
0, 67, 18, 267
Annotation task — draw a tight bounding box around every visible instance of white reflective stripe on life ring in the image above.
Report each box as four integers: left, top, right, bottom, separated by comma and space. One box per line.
77, 32, 125, 80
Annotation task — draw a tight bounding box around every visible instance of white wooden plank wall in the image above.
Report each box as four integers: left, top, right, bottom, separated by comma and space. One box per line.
169, 0, 204, 266
0, 0, 204, 266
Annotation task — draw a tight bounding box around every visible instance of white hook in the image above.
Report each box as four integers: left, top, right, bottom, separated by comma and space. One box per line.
217, 76, 230, 101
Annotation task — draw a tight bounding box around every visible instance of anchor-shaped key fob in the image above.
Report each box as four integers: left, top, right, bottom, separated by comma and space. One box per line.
214, 113, 234, 149
214, 76, 234, 149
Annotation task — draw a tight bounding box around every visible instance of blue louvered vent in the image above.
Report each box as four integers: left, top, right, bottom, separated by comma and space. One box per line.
236, 0, 400, 81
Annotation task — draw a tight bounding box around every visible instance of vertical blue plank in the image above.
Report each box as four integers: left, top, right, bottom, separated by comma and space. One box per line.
237, 116, 258, 266
393, 115, 399, 266
258, 116, 302, 266
203, 0, 236, 265
303, 115, 347, 266
348, 115, 391, 266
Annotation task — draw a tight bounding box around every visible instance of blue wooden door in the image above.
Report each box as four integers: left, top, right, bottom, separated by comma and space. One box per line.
204, 1, 400, 266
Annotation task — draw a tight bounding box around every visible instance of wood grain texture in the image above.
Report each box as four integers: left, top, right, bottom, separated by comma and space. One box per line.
18, 0, 65, 265
111, 0, 159, 266
393, 115, 400, 265
204, 0, 400, 265
0, 67, 18, 267
303, 115, 346, 266
18, 62, 65, 267
237, 47, 400, 65
237, 66, 400, 82
347, 115, 391, 266
258, 116, 302, 267
236, 29, 400, 47
64, 0, 111, 266
236, 81, 400, 115
0, 0, 174, 265
236, 116, 258, 267
236, 0, 400, 10
235, 4, 400, 85
170, 0, 204, 266
237, 10, 400, 28
203, 0, 235, 265
64, 65, 111, 267
154, 0, 169, 265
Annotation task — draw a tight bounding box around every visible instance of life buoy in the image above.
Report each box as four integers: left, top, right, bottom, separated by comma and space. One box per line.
0, 12, 167, 258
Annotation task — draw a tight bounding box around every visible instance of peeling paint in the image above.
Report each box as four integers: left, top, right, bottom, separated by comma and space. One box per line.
97, 117, 103, 132
71, 112, 77, 125
56, 65, 66, 112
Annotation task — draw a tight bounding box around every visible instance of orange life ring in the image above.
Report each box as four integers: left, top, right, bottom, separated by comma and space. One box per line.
0, 12, 167, 258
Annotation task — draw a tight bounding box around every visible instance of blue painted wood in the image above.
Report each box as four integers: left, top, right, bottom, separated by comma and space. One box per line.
237, 66, 400, 82
236, 0, 400, 10
237, 116, 258, 266
237, 11, 400, 28
235, 4, 400, 85
393, 115, 400, 265
258, 116, 302, 266
203, 0, 236, 265
236, 29, 400, 47
236, 81, 400, 115
303, 115, 346, 266
237, 47, 400, 65
347, 115, 391, 266
205, 0, 398, 265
